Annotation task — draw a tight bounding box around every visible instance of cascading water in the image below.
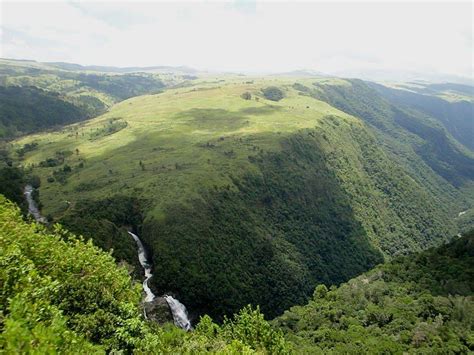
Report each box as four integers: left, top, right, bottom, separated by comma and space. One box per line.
24, 185, 47, 223
164, 295, 192, 331
128, 232, 155, 302
128, 231, 192, 330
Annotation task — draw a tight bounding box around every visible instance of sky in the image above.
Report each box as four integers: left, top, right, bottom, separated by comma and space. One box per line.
1, 1, 472, 79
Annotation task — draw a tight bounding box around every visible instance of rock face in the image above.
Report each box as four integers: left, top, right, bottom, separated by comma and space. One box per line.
144, 297, 174, 324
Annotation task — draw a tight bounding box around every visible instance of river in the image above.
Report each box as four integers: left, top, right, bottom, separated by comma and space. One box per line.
23, 184, 47, 223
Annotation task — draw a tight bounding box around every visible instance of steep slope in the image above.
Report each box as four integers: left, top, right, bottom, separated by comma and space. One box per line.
0, 59, 185, 138
11, 77, 470, 320
308, 79, 474, 187
302, 79, 474, 231
369, 82, 474, 151
0, 86, 86, 137
275, 231, 474, 353
0, 194, 290, 354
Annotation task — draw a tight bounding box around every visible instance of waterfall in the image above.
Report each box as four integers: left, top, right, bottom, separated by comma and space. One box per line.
128, 231, 155, 302
23, 185, 47, 223
128, 231, 192, 330
164, 295, 192, 331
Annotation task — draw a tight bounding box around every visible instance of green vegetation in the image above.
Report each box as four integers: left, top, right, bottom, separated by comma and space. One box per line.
275, 231, 474, 353
11, 76, 472, 322
0, 86, 86, 138
11, 78, 471, 320
0, 58, 191, 139
262, 86, 285, 101
308, 79, 474, 187
1, 193, 472, 353
58, 196, 144, 276
370, 82, 474, 151
1, 53, 472, 352
88, 118, 128, 140
0, 194, 290, 353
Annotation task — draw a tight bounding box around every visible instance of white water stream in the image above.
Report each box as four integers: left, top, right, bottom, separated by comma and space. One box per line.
23, 185, 47, 223
128, 231, 155, 302
128, 231, 192, 330
164, 295, 192, 331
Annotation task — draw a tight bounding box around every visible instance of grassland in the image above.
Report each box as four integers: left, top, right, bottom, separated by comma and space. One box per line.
13, 77, 350, 217
0, 58, 188, 137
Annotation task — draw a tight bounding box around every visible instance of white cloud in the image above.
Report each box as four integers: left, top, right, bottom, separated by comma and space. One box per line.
0, 1, 472, 77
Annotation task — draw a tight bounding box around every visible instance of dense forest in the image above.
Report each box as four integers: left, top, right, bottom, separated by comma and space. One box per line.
307, 79, 474, 187
275, 230, 474, 353
1, 194, 472, 353
143, 120, 460, 320
0, 195, 289, 353
0, 86, 86, 138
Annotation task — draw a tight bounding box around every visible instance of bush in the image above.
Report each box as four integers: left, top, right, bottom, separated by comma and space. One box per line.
241, 92, 252, 100
262, 87, 284, 101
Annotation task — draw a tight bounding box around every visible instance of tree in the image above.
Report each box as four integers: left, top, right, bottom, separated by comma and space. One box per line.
241, 92, 252, 100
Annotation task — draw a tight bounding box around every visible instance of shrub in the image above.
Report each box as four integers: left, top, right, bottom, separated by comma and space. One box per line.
241, 92, 252, 100
262, 87, 284, 101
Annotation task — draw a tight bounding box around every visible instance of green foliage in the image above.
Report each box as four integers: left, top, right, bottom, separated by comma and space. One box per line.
0, 194, 293, 353
0, 165, 26, 209
311, 79, 474, 187
58, 195, 144, 274
8, 76, 472, 331
262, 86, 285, 101
192, 306, 290, 354
220, 306, 290, 353
16, 142, 38, 158
145, 131, 384, 320
370, 81, 474, 151
0, 86, 86, 138
73, 72, 164, 101
275, 232, 474, 353
89, 119, 127, 140
0, 195, 151, 352
0, 60, 168, 139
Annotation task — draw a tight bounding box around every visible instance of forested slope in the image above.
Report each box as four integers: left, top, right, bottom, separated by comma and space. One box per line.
369, 82, 474, 151
1, 192, 472, 353
0, 86, 86, 138
0, 194, 290, 354
276, 231, 474, 353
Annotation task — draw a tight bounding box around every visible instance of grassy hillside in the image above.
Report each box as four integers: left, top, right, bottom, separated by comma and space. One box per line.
11, 76, 471, 320
0, 59, 188, 138
275, 231, 474, 353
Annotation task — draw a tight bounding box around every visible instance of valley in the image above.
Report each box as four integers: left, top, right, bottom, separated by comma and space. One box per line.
2, 1, 472, 352
5, 67, 473, 321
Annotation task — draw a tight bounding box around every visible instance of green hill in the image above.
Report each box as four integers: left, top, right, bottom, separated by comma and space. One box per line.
0, 59, 188, 138
275, 231, 474, 353
10, 77, 472, 320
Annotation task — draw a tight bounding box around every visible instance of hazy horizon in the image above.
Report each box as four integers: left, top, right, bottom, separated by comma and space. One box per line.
1, 1, 472, 82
